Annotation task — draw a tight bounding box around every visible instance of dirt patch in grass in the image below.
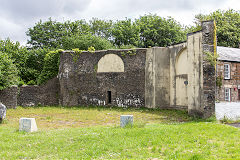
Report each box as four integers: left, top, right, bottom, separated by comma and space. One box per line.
3, 106, 191, 130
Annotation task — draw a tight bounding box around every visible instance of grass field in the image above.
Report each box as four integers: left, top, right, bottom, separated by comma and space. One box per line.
0, 106, 240, 159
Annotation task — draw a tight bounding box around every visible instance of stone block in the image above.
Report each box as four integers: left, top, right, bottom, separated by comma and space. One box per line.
120, 115, 133, 127
19, 118, 38, 132
0, 102, 6, 123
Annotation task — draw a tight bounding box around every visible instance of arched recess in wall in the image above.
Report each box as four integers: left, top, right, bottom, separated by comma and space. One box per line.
175, 48, 188, 106
97, 54, 124, 72
176, 47, 187, 74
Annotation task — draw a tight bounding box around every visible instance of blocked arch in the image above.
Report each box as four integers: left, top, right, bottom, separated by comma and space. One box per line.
176, 47, 187, 74
97, 54, 124, 72
175, 48, 188, 106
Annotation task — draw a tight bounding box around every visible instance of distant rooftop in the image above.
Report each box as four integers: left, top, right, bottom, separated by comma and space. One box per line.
217, 46, 240, 62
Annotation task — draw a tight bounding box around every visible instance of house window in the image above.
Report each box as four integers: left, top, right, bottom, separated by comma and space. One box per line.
225, 88, 231, 101
224, 64, 230, 79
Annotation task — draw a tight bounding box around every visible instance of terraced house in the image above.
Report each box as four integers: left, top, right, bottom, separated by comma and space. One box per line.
216, 46, 240, 102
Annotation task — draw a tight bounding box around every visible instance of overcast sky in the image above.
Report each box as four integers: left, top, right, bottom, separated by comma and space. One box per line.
0, 0, 239, 45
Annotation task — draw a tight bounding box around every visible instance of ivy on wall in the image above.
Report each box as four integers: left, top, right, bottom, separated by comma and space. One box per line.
37, 49, 63, 85
213, 20, 217, 70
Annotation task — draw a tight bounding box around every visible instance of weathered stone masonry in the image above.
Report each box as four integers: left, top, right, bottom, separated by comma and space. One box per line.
0, 21, 216, 118
0, 77, 59, 108
58, 49, 147, 107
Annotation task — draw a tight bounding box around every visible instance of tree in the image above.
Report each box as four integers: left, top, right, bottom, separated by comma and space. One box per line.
136, 14, 186, 47
0, 39, 28, 82
0, 52, 18, 90
111, 19, 140, 47
24, 48, 50, 84
0, 38, 51, 84
194, 9, 240, 48
89, 18, 113, 40
26, 18, 91, 49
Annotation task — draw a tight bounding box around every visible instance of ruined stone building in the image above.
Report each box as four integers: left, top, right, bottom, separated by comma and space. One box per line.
58, 20, 216, 118
216, 46, 240, 102
0, 20, 216, 118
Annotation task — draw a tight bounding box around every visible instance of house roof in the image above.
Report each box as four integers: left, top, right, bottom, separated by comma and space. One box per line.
217, 46, 240, 62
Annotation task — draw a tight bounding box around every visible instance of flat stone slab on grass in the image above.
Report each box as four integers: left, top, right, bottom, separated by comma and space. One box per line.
19, 118, 38, 132
120, 115, 133, 127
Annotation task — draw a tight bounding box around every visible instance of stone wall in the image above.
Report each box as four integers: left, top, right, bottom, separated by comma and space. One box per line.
0, 86, 18, 108
18, 85, 40, 106
59, 49, 147, 107
18, 77, 59, 106
0, 77, 59, 108
199, 21, 216, 118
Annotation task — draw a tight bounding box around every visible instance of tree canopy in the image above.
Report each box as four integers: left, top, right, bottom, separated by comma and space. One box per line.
136, 15, 186, 47
26, 14, 187, 49
194, 9, 240, 48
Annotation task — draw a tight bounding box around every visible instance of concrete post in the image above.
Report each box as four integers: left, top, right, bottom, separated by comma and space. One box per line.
19, 118, 38, 132
120, 115, 133, 127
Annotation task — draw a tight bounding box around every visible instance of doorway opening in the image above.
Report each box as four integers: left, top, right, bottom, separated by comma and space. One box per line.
107, 91, 112, 104
238, 89, 240, 101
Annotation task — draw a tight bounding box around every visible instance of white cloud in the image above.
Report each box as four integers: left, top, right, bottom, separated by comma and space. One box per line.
0, 0, 239, 44
0, 17, 25, 42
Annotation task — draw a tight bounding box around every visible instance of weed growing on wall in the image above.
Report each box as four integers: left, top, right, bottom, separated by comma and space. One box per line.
216, 76, 223, 88
204, 51, 219, 67
203, 20, 218, 68
71, 46, 96, 63
213, 20, 217, 69
71, 48, 83, 62
120, 49, 137, 57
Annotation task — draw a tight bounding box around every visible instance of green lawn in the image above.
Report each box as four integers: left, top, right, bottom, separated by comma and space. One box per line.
0, 106, 239, 159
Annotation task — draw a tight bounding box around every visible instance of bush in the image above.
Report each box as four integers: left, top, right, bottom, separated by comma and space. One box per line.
27, 80, 36, 85
62, 34, 113, 50
18, 80, 25, 86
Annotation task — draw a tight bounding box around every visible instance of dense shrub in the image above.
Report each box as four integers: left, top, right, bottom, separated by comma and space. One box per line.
62, 34, 113, 50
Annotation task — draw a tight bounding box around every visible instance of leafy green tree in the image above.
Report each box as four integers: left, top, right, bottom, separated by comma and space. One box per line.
24, 48, 50, 84
0, 38, 51, 84
0, 52, 18, 90
111, 19, 140, 47
26, 18, 91, 49
136, 14, 186, 47
89, 18, 113, 40
194, 9, 240, 48
0, 39, 28, 82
